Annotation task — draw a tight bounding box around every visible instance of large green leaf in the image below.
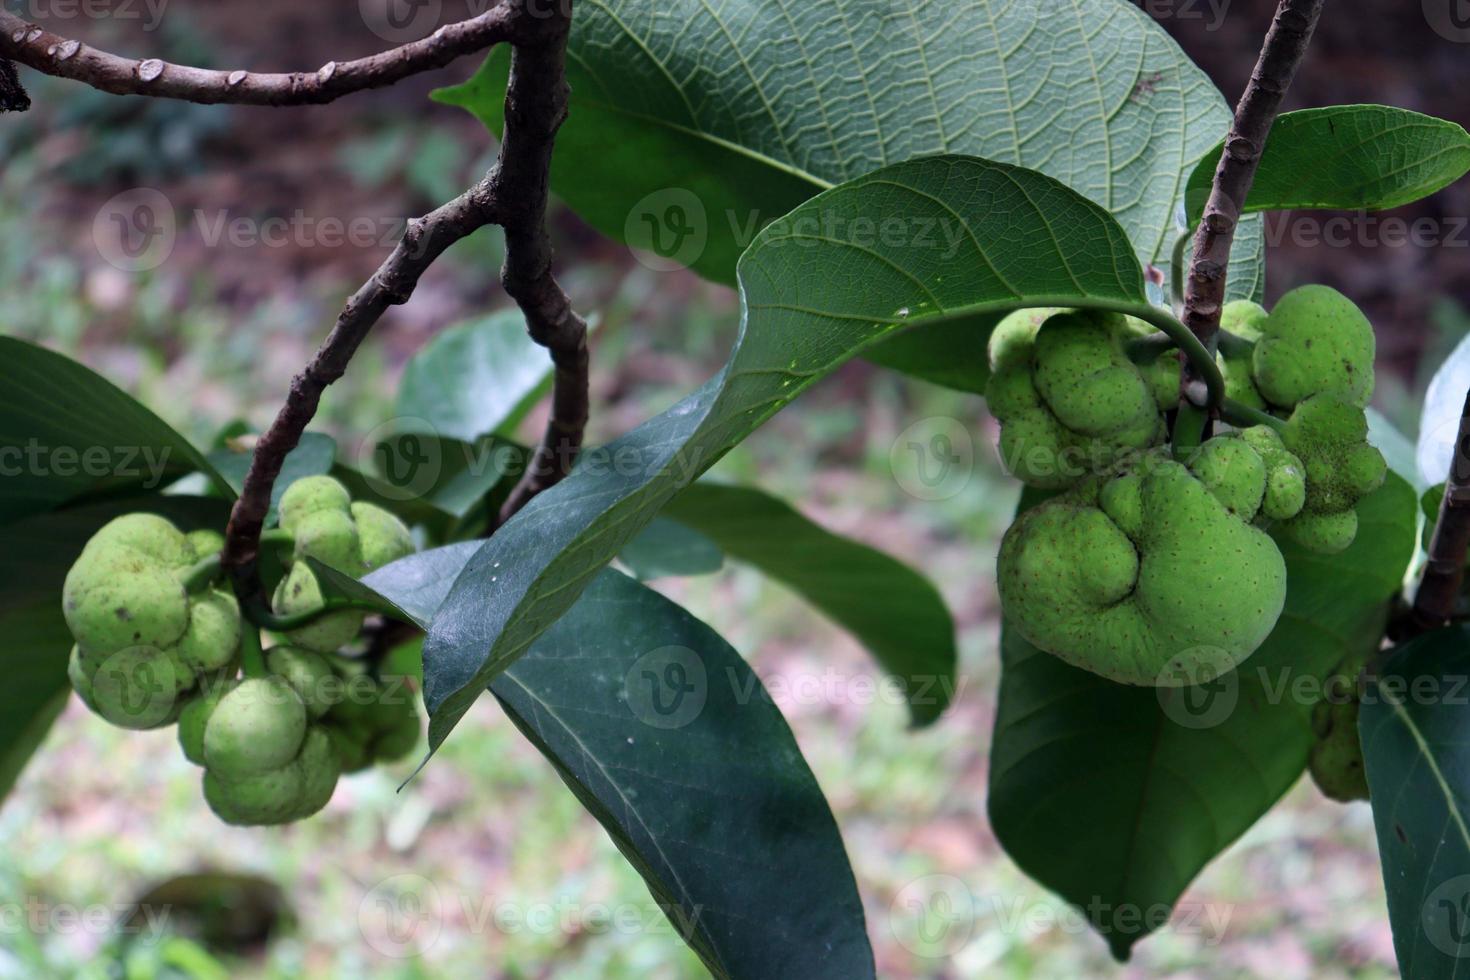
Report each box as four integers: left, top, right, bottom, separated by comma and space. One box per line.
437, 0, 1265, 387
1186, 106, 1470, 217
660, 482, 956, 727
1362, 626, 1470, 979
420, 154, 1165, 750
0, 336, 228, 524
364, 550, 876, 979
619, 517, 725, 581
989, 473, 1416, 959
395, 310, 561, 444
0, 495, 231, 806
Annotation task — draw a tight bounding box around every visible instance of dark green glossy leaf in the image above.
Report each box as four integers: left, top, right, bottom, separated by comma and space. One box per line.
1362, 625, 1470, 979
395, 310, 557, 443
619, 517, 724, 582
0, 336, 228, 524
420, 154, 1160, 751
1186, 106, 1470, 218
989, 474, 1415, 959
437, 0, 1263, 389
364, 551, 876, 979
662, 482, 956, 727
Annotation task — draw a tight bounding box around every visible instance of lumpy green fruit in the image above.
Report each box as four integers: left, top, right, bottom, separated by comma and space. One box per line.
985, 309, 1162, 489
1277, 395, 1386, 553
265, 645, 336, 718
62, 514, 242, 721
997, 459, 1286, 685
270, 477, 414, 652
1308, 654, 1371, 802
1252, 285, 1375, 409
202, 676, 308, 778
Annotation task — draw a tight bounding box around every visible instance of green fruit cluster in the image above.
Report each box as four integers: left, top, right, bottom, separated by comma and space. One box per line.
272, 476, 414, 651
991, 289, 1386, 685
985, 309, 1163, 489
998, 445, 1290, 686
1308, 653, 1371, 803
64, 516, 241, 729
176, 651, 422, 825
61, 477, 421, 827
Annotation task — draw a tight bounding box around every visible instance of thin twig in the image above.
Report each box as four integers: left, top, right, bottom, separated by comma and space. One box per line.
1411, 388, 1470, 632
221, 1, 589, 606
222, 181, 505, 612
1179, 0, 1324, 405
0, 5, 514, 106
493, 11, 590, 527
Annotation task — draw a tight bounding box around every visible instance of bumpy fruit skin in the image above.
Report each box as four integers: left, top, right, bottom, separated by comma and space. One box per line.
1277, 396, 1387, 553
986, 309, 1162, 489
202, 676, 307, 777
1252, 285, 1375, 409
266, 646, 336, 718
997, 459, 1287, 685
1308, 654, 1371, 802
321, 666, 422, 771
1238, 427, 1308, 521
271, 476, 413, 652
62, 514, 242, 727
178, 679, 238, 766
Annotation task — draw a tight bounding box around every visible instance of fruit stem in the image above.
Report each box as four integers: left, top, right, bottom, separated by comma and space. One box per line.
1171, 403, 1210, 460
1112, 304, 1225, 409
1124, 333, 1176, 365
240, 620, 267, 679
1219, 399, 1286, 432
241, 594, 384, 632
181, 553, 222, 593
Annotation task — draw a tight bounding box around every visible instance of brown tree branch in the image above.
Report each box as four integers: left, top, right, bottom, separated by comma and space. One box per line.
0, 5, 515, 106
222, 0, 589, 606
1179, 0, 1324, 406
1411, 389, 1470, 632
222, 179, 504, 614
493, 14, 590, 527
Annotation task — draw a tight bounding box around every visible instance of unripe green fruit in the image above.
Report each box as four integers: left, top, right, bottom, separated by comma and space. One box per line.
1252, 285, 1375, 409
177, 679, 239, 766
174, 590, 241, 675
998, 460, 1286, 685
985, 309, 1163, 489
1187, 437, 1266, 520
203, 677, 307, 778
64, 547, 190, 654
352, 502, 414, 572
1220, 300, 1268, 341
292, 511, 363, 576
373, 712, 421, 763
89, 645, 184, 730
1239, 426, 1307, 522
62, 515, 243, 722
185, 529, 224, 561
266, 645, 336, 718
290, 728, 341, 820
204, 763, 304, 827
1308, 655, 1371, 802
268, 477, 413, 651
327, 725, 372, 774
1277, 395, 1386, 552
1032, 312, 1156, 437
272, 563, 365, 653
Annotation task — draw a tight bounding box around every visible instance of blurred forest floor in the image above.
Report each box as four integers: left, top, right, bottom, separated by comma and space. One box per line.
0, 2, 1458, 977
